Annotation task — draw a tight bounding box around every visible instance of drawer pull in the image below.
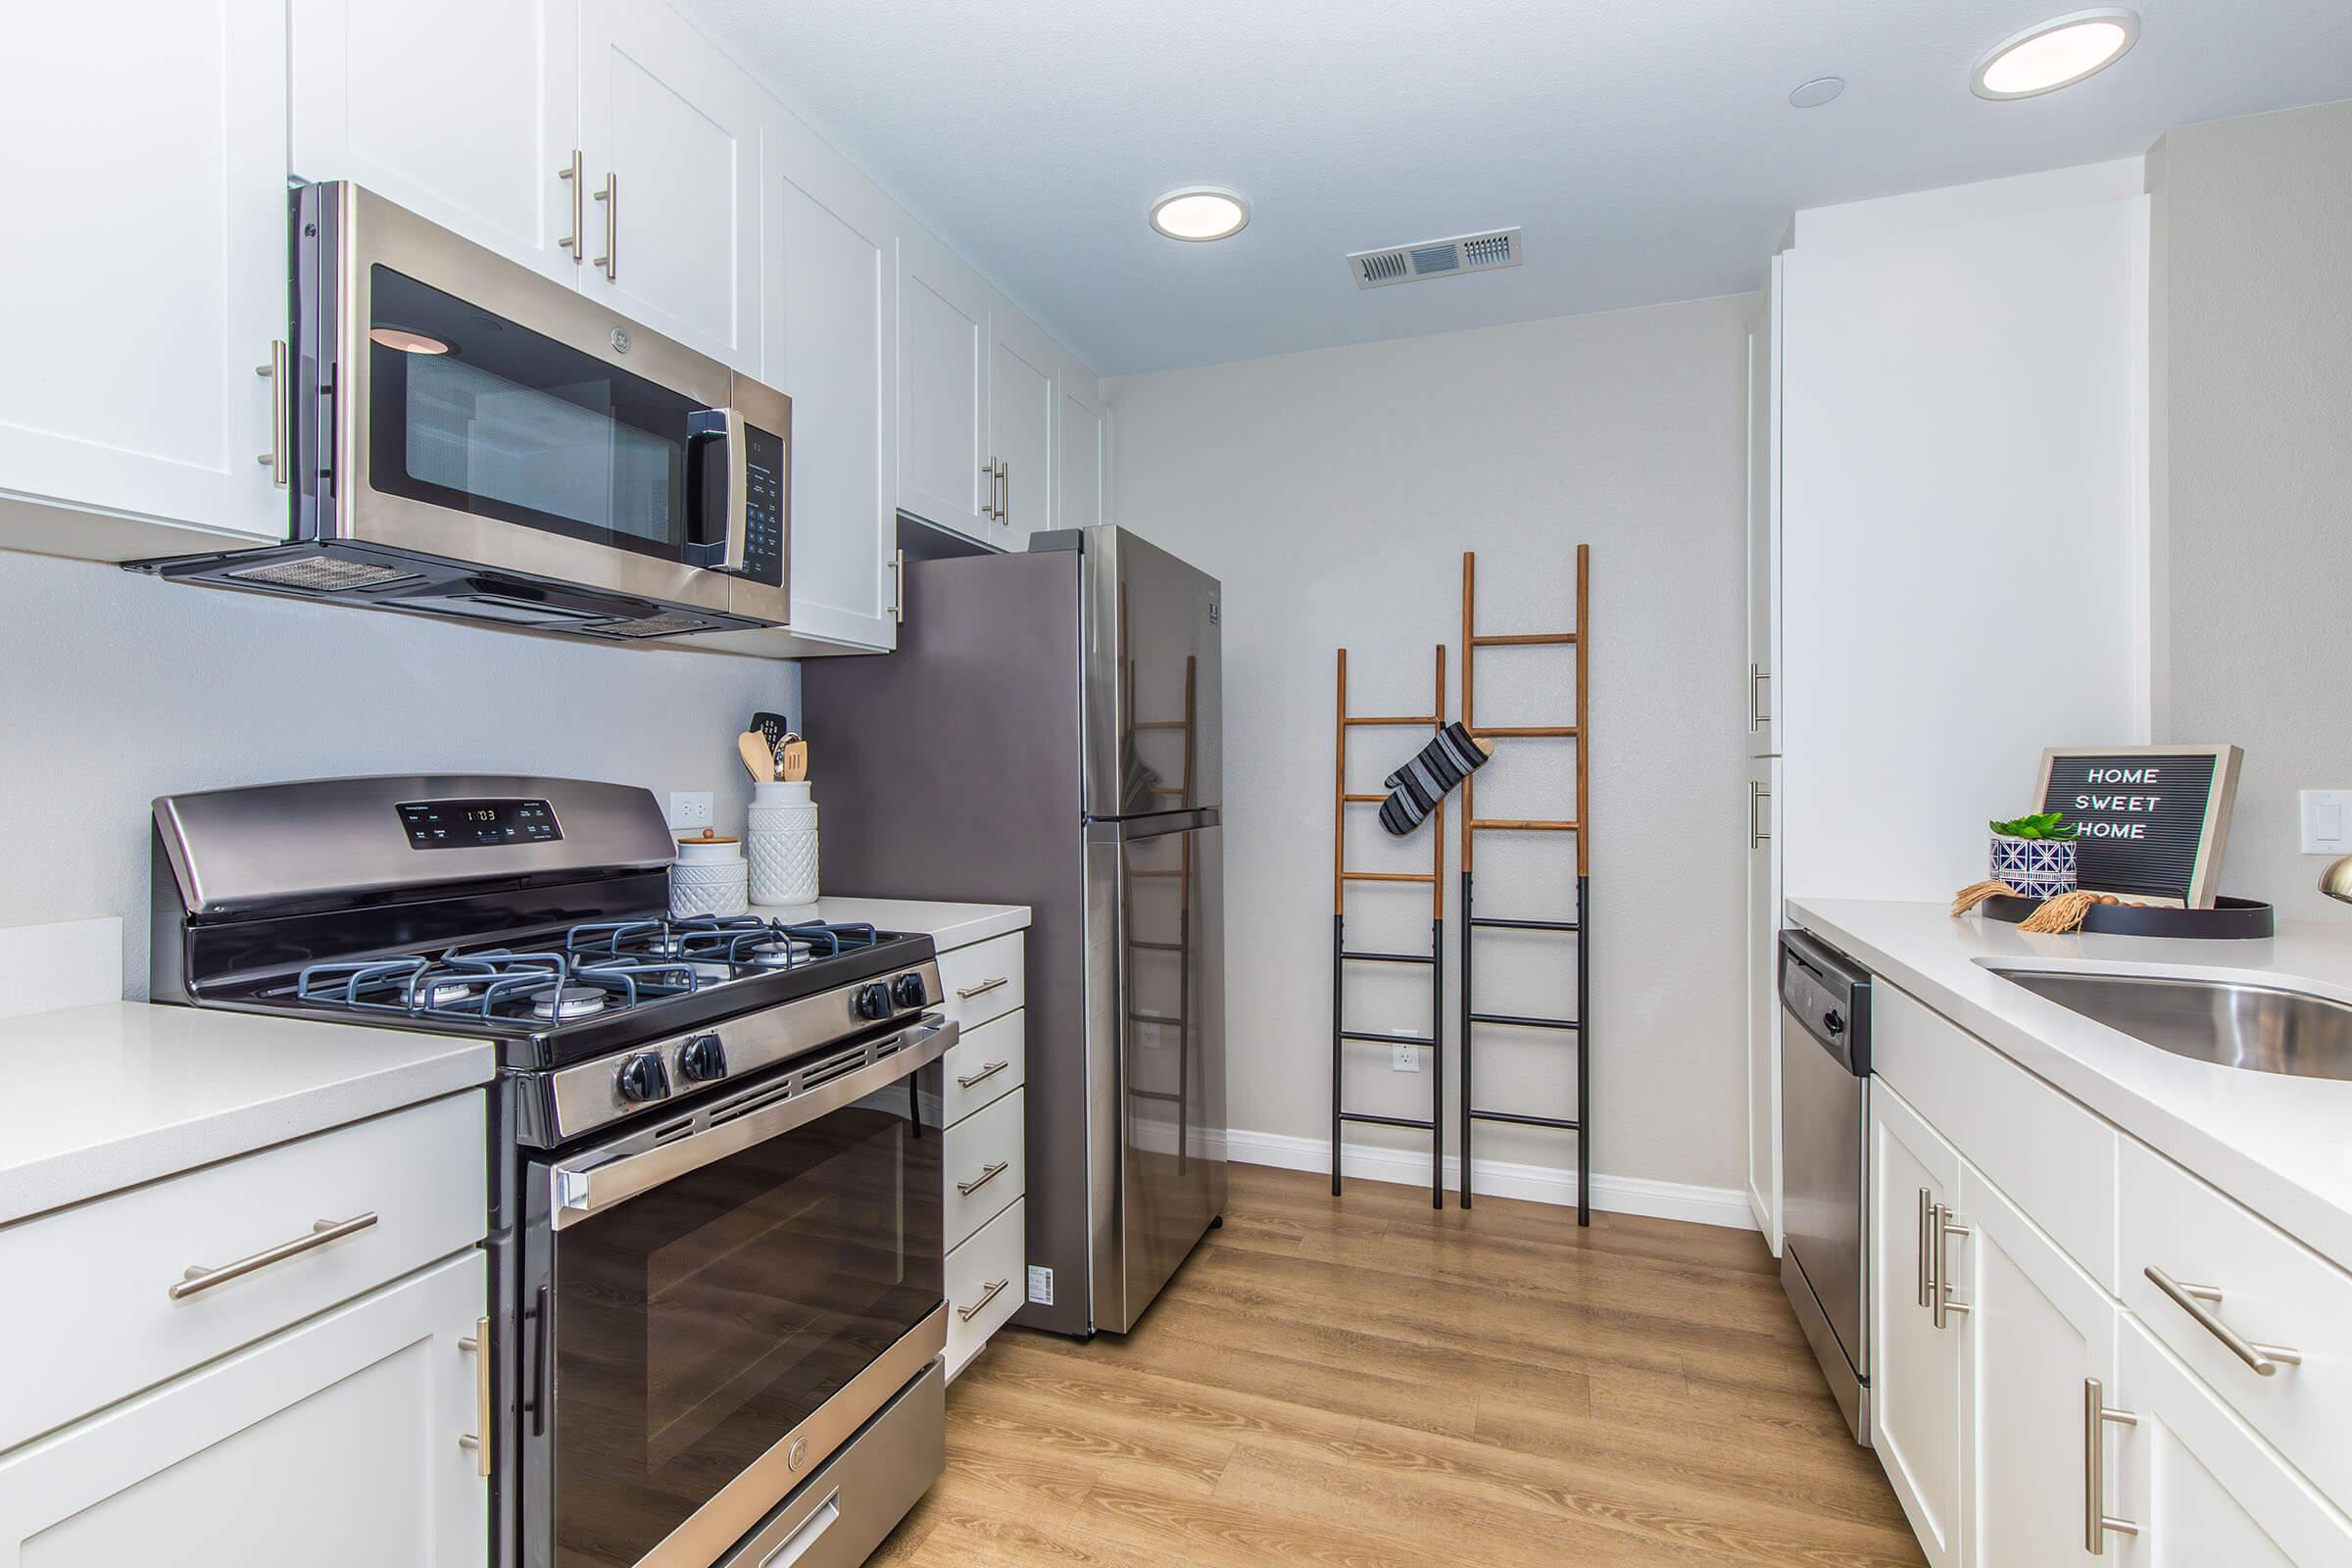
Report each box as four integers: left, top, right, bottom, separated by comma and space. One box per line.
168, 1211, 379, 1300
1916, 1188, 1934, 1310
956, 1277, 1010, 1322
956, 1058, 1011, 1090
2144, 1265, 2303, 1375
458, 1317, 492, 1478
2082, 1378, 2140, 1553
956, 1160, 1009, 1198
956, 975, 1010, 1002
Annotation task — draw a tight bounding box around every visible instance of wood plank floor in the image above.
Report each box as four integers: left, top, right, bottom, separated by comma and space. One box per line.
874, 1163, 1926, 1567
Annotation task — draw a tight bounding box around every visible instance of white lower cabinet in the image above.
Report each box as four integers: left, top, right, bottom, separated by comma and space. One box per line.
1871, 1080, 1963, 1568
947, 1197, 1026, 1380
0, 1250, 487, 1566
938, 927, 1028, 1381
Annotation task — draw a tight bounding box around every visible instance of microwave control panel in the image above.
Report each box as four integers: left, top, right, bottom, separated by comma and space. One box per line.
398, 798, 563, 850
742, 424, 785, 586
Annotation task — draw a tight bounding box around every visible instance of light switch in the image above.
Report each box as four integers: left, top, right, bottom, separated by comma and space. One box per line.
2299, 790, 2352, 855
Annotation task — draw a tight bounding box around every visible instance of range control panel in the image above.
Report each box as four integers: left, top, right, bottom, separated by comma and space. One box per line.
742, 423, 785, 586
398, 798, 563, 850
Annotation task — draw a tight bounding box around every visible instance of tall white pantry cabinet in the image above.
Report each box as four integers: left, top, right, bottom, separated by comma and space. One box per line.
1744, 161, 2154, 1249
2, 0, 1110, 657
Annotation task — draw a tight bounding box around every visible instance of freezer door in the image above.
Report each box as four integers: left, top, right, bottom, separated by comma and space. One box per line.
1085, 812, 1226, 1332
1078, 527, 1222, 817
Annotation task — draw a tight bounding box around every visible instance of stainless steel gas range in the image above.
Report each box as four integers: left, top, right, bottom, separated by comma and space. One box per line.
149, 775, 953, 1568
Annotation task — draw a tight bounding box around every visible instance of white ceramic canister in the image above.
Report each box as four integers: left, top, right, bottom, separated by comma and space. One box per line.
747, 781, 819, 906
670, 830, 749, 919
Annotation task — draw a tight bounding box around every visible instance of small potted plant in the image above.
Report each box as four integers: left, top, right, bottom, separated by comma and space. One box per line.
1988, 811, 2081, 900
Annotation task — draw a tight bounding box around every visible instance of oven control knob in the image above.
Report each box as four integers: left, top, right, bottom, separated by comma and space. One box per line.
891, 971, 929, 1010
677, 1033, 727, 1082
614, 1052, 671, 1103
853, 981, 894, 1021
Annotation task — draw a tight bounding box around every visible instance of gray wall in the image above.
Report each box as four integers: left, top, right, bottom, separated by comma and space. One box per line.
2148, 98, 2352, 919
0, 549, 796, 996
1106, 294, 1751, 1200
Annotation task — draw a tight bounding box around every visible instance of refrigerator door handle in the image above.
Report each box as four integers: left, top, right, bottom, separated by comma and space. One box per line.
1083, 808, 1220, 841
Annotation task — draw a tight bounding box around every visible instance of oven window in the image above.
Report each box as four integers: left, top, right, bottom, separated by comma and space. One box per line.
367, 266, 702, 561
550, 1069, 942, 1568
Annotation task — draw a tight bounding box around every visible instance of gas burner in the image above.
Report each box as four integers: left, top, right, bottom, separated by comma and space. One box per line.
529, 984, 611, 1021
422, 979, 486, 1008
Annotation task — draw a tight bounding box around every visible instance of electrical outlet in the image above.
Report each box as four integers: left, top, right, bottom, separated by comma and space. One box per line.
2302, 790, 2352, 855
667, 791, 714, 832
1392, 1044, 1420, 1073
1138, 1019, 1163, 1051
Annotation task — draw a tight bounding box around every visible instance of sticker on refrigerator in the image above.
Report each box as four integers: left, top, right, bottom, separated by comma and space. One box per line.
1027, 1265, 1054, 1305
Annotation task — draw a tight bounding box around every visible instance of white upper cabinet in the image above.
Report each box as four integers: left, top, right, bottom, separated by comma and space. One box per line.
1058, 370, 1108, 532
577, 0, 760, 372
0, 0, 289, 555
762, 104, 899, 651
989, 312, 1058, 549
897, 230, 994, 540
1743, 258, 1781, 758
290, 0, 582, 284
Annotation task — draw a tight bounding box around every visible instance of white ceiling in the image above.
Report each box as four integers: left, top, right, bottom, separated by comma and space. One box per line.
682, 1, 2352, 376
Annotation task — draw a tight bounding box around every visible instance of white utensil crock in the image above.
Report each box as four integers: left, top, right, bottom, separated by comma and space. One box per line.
748, 781, 819, 906
670, 834, 749, 919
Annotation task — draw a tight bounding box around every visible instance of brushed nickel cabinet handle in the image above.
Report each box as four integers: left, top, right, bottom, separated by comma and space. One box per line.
1749, 662, 1772, 727
2082, 1377, 2139, 1552
956, 975, 1009, 1002
1748, 780, 1771, 849
255, 339, 290, 487
956, 1059, 1010, 1090
1917, 1187, 1935, 1310
891, 547, 906, 625
458, 1316, 492, 1478
1932, 1204, 1971, 1326
558, 150, 584, 261
2144, 1265, 2301, 1375
169, 1211, 378, 1299
997, 461, 1009, 523
956, 1160, 1008, 1197
956, 1278, 1010, 1322
592, 172, 616, 280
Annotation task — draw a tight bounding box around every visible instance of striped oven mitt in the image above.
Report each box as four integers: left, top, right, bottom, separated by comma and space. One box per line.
1379, 722, 1494, 836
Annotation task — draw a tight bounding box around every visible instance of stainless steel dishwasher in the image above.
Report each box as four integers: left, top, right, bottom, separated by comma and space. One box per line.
1779, 927, 1873, 1446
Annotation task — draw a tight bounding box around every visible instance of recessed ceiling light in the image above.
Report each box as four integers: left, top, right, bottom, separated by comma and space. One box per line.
1149, 186, 1250, 243
1788, 76, 1846, 109
369, 326, 452, 355
1972, 9, 2139, 100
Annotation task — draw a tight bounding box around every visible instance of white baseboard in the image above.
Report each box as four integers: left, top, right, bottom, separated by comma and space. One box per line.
1224, 1127, 1757, 1232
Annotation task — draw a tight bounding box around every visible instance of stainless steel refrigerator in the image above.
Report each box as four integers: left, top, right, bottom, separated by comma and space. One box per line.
802, 525, 1225, 1337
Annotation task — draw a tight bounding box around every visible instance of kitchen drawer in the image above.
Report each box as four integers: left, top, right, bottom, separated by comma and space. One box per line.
0, 1091, 485, 1450
937, 932, 1024, 1033
1871, 982, 2116, 1286
942, 1007, 1025, 1127
2118, 1136, 2352, 1507
942, 1086, 1023, 1250
945, 1196, 1025, 1381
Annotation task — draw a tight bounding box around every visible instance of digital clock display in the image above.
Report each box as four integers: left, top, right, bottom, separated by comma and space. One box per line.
397, 798, 562, 850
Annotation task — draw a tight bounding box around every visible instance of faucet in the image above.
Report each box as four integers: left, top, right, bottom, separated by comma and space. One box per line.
2326, 856, 2352, 905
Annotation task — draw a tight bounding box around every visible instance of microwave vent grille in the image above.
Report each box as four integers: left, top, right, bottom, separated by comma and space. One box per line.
578, 612, 718, 640
227, 557, 420, 593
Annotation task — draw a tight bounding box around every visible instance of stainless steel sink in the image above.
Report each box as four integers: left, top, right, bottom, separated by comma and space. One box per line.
1987, 968, 2352, 1082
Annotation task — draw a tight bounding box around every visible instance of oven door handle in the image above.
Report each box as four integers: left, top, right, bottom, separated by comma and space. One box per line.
549, 1016, 956, 1227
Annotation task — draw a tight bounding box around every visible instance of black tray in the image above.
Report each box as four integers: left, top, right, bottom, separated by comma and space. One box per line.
1978, 894, 2275, 940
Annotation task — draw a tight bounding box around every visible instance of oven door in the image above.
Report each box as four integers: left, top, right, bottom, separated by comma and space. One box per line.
305, 182, 790, 625
521, 1020, 951, 1568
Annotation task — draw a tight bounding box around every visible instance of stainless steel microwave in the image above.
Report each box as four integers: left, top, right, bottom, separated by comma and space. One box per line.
142, 182, 790, 640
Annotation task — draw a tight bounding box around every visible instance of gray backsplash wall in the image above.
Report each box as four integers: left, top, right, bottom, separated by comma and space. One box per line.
0, 548, 798, 996
2148, 97, 2352, 919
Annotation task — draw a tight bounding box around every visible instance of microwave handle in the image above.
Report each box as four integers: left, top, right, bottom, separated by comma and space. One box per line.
685, 408, 749, 573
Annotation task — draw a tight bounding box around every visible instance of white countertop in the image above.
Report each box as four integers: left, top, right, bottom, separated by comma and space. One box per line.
1788, 898, 2352, 1272
748, 896, 1031, 953
0, 1004, 492, 1227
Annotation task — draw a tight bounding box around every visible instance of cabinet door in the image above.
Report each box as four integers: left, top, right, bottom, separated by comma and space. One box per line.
290, 0, 580, 284
577, 0, 760, 371
1744, 757, 1781, 1247
1956, 1163, 2119, 1567
1872, 1080, 1964, 1568
989, 312, 1057, 550
896, 229, 993, 539
0, 0, 287, 549
763, 106, 898, 650
0, 1251, 486, 1565
2113, 1316, 2352, 1565
1057, 368, 1108, 532
1742, 254, 1783, 757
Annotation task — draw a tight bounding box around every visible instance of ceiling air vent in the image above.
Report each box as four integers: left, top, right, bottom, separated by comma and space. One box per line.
1348, 227, 1524, 290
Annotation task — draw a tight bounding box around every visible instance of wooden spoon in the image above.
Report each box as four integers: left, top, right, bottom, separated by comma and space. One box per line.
781, 737, 808, 783
737, 732, 777, 782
